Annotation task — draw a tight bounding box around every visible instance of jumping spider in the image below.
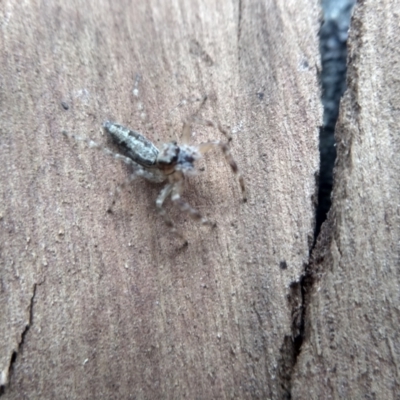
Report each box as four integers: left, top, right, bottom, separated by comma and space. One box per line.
64, 98, 246, 244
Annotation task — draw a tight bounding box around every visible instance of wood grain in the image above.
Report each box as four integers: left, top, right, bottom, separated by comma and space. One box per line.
0, 0, 320, 398
292, 1, 400, 398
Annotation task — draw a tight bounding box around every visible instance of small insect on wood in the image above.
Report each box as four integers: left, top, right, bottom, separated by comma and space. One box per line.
64, 98, 246, 245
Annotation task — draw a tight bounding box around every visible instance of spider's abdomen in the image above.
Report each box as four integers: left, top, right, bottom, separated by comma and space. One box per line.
103, 121, 159, 167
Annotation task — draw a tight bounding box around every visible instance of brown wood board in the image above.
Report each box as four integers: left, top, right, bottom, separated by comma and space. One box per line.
0, 1, 320, 398
293, 1, 400, 398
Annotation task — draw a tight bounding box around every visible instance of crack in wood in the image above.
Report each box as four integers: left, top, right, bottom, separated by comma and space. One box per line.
0, 283, 38, 395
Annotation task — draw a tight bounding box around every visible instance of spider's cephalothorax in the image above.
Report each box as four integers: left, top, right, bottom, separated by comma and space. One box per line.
65, 108, 246, 245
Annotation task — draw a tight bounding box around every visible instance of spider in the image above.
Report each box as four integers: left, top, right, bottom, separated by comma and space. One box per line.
64, 98, 246, 244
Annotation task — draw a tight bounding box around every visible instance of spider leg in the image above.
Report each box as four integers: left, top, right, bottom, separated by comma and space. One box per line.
180, 109, 247, 202
181, 121, 192, 144
107, 173, 137, 212
191, 116, 233, 142
156, 182, 188, 245
198, 140, 247, 202
63, 131, 167, 211
106, 162, 166, 212
170, 178, 216, 228
63, 131, 139, 169
71, 133, 166, 183
181, 95, 208, 144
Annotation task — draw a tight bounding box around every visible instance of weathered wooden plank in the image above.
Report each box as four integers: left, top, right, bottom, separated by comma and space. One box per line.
292, 1, 400, 398
0, 0, 320, 398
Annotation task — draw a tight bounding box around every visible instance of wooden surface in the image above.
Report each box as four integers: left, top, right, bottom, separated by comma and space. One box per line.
0, 0, 321, 398
292, 1, 400, 398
